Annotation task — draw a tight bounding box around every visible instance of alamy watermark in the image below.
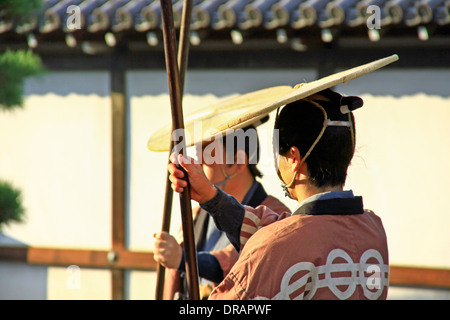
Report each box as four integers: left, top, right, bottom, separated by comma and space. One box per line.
64, 5, 382, 31
66, 5, 81, 30
366, 264, 382, 290
366, 5, 381, 30
169, 122, 280, 172
66, 265, 81, 290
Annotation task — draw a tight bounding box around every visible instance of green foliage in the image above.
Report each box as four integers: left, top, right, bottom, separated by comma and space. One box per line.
0, 180, 25, 230
0, 49, 45, 110
0, 0, 42, 17
0, 1, 42, 230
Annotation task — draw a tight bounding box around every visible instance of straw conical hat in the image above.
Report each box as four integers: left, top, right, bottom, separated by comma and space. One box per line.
147, 86, 292, 151
148, 54, 398, 152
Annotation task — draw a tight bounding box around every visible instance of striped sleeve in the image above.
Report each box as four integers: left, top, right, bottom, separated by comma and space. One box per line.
200, 187, 291, 251
239, 205, 291, 247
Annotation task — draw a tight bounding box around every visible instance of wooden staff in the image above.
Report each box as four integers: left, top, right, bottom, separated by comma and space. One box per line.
155, 0, 193, 301
154, 148, 174, 300
177, 0, 193, 94
158, 0, 199, 300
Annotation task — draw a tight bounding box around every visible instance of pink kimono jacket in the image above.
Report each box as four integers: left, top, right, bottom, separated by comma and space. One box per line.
207, 191, 389, 300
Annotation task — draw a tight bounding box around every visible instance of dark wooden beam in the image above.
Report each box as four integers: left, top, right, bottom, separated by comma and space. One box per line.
110, 46, 128, 300
389, 265, 450, 289
111, 47, 127, 252
1, 246, 449, 289
0, 247, 157, 270
11, 37, 447, 71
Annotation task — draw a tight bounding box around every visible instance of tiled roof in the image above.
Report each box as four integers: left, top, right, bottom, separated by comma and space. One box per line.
1, 0, 449, 47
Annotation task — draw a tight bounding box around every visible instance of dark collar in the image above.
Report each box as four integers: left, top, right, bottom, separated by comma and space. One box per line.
293, 196, 364, 216
243, 181, 268, 208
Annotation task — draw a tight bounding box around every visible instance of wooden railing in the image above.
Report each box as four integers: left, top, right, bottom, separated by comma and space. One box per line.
1, 245, 449, 290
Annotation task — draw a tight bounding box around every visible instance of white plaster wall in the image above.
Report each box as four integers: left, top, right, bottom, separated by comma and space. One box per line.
0, 72, 112, 299
0, 72, 111, 249
336, 69, 450, 269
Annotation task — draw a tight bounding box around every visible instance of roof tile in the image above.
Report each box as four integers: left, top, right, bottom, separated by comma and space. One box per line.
0, 0, 448, 45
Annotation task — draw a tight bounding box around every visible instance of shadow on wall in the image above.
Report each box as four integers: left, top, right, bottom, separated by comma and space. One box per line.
24, 69, 450, 98
336, 69, 450, 97
23, 70, 318, 98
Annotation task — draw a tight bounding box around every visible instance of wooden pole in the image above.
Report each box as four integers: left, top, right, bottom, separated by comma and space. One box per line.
159, 0, 199, 300
154, 163, 174, 300
177, 0, 193, 94
110, 47, 127, 300
155, 0, 193, 300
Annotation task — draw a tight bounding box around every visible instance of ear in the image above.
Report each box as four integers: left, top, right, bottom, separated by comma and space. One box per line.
288, 146, 303, 171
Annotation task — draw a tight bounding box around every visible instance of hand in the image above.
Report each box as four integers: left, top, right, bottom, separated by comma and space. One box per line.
168, 153, 217, 204
153, 232, 182, 269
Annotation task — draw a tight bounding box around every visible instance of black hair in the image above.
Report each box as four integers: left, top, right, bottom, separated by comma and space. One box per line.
275, 91, 357, 188
222, 123, 263, 178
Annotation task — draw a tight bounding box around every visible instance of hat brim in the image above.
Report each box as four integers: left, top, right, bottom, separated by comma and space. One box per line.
148, 54, 398, 152
148, 85, 292, 151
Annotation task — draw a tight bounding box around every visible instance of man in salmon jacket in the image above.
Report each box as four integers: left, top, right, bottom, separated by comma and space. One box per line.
166, 87, 389, 300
